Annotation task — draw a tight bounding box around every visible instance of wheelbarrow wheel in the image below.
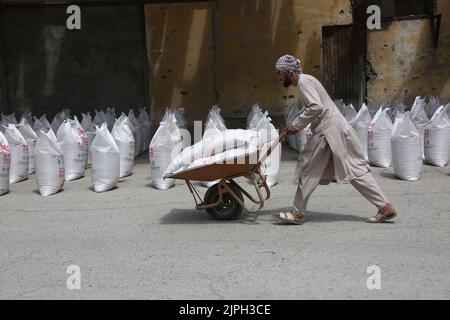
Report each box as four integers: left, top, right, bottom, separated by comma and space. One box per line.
204, 182, 244, 220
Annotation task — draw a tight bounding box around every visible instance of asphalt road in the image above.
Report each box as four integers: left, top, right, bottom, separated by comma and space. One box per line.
1, 148, 449, 299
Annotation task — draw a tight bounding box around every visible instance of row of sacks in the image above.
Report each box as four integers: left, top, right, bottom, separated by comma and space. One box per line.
342, 98, 449, 181
150, 104, 281, 190
0, 113, 141, 196
1, 107, 151, 158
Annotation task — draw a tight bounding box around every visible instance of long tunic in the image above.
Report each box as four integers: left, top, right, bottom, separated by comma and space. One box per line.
291, 74, 370, 184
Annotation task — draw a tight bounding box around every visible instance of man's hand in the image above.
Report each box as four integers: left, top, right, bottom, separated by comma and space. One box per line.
285, 124, 298, 135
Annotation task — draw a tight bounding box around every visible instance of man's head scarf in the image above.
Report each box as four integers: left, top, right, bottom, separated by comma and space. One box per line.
275, 54, 302, 75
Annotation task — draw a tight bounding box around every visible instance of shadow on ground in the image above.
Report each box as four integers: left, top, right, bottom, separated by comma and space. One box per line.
160, 207, 368, 225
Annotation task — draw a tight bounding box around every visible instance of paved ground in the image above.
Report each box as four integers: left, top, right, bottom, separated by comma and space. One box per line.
0, 147, 449, 299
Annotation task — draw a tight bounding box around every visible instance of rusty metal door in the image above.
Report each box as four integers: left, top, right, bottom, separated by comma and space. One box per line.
322, 24, 366, 109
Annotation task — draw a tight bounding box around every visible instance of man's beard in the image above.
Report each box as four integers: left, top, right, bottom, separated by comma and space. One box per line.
283, 76, 291, 88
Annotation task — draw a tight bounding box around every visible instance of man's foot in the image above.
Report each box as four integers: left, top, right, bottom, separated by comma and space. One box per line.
277, 211, 305, 225
367, 203, 397, 223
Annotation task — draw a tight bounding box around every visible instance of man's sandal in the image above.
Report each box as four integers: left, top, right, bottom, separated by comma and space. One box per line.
366, 203, 397, 223
277, 211, 304, 225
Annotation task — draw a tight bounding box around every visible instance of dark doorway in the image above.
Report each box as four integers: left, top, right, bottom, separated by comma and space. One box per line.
322, 24, 366, 109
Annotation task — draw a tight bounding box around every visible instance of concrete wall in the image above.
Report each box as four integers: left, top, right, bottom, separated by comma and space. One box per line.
145, 0, 351, 129
0, 5, 149, 118
144, 2, 215, 131
367, 0, 450, 107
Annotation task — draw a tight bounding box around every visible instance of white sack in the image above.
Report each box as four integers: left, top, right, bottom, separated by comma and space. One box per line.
129, 109, 143, 157
424, 106, 449, 167
3, 124, 29, 183
35, 129, 65, 196
139, 107, 152, 152
411, 96, 429, 159
0, 131, 10, 195
57, 120, 87, 181
33, 117, 47, 133
391, 112, 422, 181
39, 114, 52, 131
91, 123, 120, 192
368, 107, 393, 167
247, 104, 264, 129
341, 103, 357, 122
349, 103, 371, 161
150, 118, 186, 190
202, 105, 227, 187
112, 114, 135, 178
17, 118, 38, 174
81, 113, 96, 165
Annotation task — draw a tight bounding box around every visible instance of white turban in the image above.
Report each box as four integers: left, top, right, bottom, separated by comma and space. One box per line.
275, 54, 302, 75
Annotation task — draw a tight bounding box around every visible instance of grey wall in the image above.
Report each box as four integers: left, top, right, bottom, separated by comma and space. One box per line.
0, 5, 149, 118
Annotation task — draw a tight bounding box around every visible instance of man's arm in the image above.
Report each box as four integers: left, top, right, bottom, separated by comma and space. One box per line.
291, 80, 323, 132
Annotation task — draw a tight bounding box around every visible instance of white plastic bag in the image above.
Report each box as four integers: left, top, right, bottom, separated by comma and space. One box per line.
424, 106, 449, 167
21, 111, 33, 127
35, 129, 65, 196
150, 117, 185, 190
349, 103, 371, 161
33, 117, 47, 133
81, 113, 96, 165
139, 107, 152, 151
39, 114, 52, 131
93, 110, 106, 127
57, 120, 87, 181
423, 96, 440, 120
0, 131, 10, 195
391, 112, 422, 181
112, 114, 135, 178
3, 112, 18, 125
129, 109, 143, 157
368, 107, 393, 167
91, 123, 120, 192
3, 124, 29, 183
17, 118, 38, 174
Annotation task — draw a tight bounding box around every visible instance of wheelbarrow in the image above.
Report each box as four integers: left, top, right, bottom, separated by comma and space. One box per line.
164, 129, 287, 220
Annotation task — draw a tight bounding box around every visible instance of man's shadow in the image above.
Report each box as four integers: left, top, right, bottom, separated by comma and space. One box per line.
160, 207, 368, 225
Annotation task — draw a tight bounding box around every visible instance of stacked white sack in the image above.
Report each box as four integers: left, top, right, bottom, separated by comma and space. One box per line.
0, 131, 10, 195
201, 105, 227, 187
129, 109, 143, 157
17, 118, 38, 174
81, 113, 96, 165
112, 114, 136, 178
3, 124, 29, 183
91, 123, 120, 192
57, 120, 87, 181
165, 129, 261, 175
368, 107, 393, 167
391, 112, 422, 181
424, 106, 449, 167
139, 108, 152, 152
35, 129, 65, 196
349, 103, 371, 161
149, 115, 185, 190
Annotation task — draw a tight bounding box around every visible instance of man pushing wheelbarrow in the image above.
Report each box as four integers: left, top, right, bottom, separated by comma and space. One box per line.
275, 54, 397, 225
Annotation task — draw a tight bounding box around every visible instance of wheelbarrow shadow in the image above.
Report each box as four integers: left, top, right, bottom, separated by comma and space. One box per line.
160, 207, 369, 225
